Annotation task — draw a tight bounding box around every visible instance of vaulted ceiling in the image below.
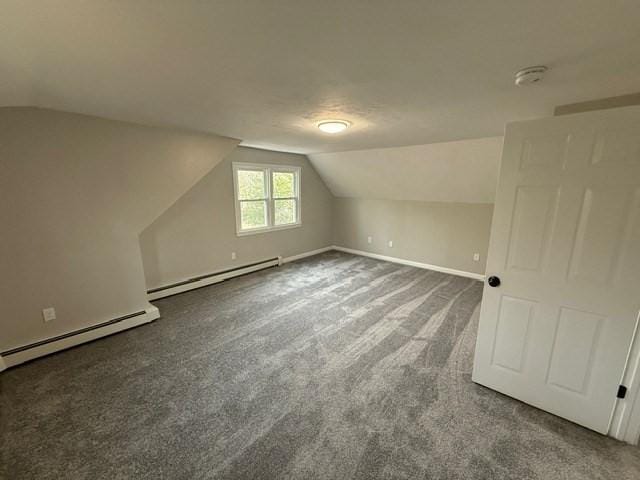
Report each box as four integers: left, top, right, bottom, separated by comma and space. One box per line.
309, 137, 503, 203
2, 1, 640, 153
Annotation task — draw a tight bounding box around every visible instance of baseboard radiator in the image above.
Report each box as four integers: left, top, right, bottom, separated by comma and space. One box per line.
0, 257, 283, 371
147, 256, 282, 301
0, 306, 159, 371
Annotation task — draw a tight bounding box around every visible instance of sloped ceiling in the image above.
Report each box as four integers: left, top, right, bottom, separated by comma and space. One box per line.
308, 137, 503, 204
0, 107, 239, 351
2, 1, 640, 153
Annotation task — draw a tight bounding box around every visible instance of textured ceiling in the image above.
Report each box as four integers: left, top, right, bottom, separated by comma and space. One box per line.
2, 1, 640, 153
309, 137, 503, 203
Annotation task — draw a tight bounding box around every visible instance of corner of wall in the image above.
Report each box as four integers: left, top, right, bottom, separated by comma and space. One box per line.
1, 107, 239, 356
138, 147, 336, 291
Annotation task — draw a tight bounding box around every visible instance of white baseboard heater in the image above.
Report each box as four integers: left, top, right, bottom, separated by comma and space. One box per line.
147, 256, 282, 301
0, 306, 159, 370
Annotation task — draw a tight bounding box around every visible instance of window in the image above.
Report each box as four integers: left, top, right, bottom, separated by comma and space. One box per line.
233, 162, 301, 235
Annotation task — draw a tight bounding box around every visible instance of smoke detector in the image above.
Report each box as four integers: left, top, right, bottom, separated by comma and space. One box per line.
515, 66, 547, 86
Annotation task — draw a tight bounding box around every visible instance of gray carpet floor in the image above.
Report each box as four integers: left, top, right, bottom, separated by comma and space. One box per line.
1, 251, 639, 479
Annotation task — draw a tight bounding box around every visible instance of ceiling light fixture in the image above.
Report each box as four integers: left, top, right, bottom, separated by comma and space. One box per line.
317, 120, 350, 134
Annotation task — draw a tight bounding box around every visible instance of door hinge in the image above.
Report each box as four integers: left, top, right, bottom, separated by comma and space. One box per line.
617, 385, 627, 399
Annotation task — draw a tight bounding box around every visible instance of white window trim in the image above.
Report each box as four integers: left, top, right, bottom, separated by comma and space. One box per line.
232, 162, 302, 236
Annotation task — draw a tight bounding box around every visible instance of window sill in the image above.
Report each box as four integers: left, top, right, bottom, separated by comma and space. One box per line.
236, 222, 302, 237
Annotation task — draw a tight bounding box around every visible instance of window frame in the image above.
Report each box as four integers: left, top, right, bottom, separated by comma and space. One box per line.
232, 162, 302, 236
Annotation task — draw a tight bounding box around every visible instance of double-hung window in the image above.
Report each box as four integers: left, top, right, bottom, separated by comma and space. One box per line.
233, 162, 301, 235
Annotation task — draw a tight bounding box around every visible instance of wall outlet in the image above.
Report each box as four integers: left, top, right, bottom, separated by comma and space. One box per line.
42, 307, 56, 322
231, 252, 237, 260
388, 240, 393, 248
367, 236, 372, 244
473, 253, 480, 261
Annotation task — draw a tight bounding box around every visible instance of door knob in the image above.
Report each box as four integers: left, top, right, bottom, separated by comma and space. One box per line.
487, 276, 501, 287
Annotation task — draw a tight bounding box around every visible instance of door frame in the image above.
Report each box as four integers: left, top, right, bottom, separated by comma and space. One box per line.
610, 309, 640, 444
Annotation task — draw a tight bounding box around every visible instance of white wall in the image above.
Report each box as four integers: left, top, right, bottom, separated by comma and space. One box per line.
139, 147, 333, 290
309, 137, 502, 274
139, 137, 502, 287
0, 107, 238, 352
0, 109, 500, 355
333, 198, 493, 275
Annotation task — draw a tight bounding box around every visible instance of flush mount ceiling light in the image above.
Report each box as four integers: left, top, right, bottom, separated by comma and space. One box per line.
514, 66, 548, 86
317, 120, 350, 134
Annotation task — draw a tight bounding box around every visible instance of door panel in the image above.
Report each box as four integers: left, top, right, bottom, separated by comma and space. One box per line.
506, 186, 559, 272
591, 129, 640, 166
567, 187, 632, 284
520, 134, 570, 170
492, 296, 535, 373
613, 187, 640, 286
546, 307, 604, 395
473, 106, 640, 434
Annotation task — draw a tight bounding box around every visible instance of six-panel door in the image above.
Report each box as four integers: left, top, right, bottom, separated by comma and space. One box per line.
472, 106, 640, 434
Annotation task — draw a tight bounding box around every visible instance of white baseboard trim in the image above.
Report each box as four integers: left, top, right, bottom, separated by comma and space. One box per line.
145, 244, 481, 303
281, 246, 334, 264
332, 246, 486, 281
147, 258, 281, 301
0, 306, 159, 370
148, 248, 336, 301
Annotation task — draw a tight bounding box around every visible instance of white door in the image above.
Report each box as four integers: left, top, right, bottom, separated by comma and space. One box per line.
472, 106, 640, 434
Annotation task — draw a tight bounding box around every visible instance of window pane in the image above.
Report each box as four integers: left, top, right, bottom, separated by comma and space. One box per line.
240, 200, 267, 229
272, 171, 295, 198
274, 199, 296, 225
237, 169, 266, 200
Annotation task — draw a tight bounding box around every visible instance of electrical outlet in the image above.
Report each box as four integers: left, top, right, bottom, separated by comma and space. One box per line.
473, 253, 480, 262
231, 252, 237, 260
42, 307, 56, 322
367, 236, 372, 244
388, 240, 393, 248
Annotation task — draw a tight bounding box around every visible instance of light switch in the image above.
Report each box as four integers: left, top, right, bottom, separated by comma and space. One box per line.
473, 253, 480, 261
42, 307, 56, 322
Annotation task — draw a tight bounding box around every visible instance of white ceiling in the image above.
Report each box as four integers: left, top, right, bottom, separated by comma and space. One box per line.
2, 1, 640, 154
309, 137, 503, 203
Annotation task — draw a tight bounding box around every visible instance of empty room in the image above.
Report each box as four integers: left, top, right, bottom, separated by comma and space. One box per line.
2, 1, 640, 479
